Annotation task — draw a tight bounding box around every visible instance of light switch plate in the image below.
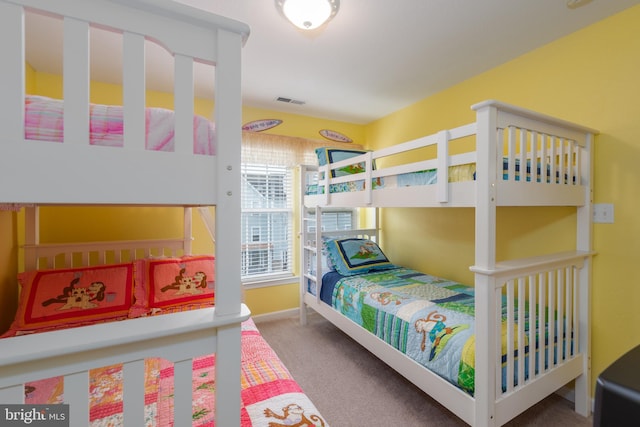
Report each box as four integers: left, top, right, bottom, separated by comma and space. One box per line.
593, 203, 614, 223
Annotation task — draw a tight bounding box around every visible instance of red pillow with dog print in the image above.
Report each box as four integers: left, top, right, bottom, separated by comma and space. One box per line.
5, 263, 135, 336
136, 255, 215, 313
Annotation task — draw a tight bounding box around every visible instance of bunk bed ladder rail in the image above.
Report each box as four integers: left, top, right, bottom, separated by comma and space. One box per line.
299, 203, 379, 317
471, 251, 591, 426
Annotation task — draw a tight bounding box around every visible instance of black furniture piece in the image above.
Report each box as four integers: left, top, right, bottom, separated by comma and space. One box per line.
594, 344, 640, 426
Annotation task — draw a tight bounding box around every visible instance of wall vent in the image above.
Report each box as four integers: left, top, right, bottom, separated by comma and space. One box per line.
276, 96, 306, 105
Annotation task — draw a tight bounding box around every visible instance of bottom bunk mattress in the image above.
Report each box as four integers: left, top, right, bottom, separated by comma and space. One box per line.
24, 318, 328, 427
315, 267, 569, 396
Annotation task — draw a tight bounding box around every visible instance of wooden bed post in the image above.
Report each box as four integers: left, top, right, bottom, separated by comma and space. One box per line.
183, 207, 193, 255
24, 206, 39, 272
472, 102, 500, 427
574, 131, 594, 416
213, 27, 245, 427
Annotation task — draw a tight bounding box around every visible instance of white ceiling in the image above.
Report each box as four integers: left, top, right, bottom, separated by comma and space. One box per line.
25, 0, 640, 124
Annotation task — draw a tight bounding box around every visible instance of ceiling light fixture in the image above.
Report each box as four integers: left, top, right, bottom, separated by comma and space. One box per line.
275, 0, 340, 31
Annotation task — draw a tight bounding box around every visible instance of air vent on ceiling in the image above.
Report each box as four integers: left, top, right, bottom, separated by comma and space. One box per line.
566, 0, 592, 9
276, 96, 306, 105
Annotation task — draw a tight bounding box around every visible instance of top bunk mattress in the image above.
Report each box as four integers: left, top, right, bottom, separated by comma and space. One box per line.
25, 95, 216, 155
0, 94, 222, 205
305, 158, 571, 196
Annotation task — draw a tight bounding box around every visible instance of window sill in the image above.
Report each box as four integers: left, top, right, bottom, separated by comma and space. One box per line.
242, 274, 299, 289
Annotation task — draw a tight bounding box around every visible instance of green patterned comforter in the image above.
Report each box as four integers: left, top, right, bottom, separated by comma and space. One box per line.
321, 267, 542, 395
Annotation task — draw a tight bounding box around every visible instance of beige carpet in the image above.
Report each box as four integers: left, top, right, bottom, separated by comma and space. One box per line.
256, 311, 593, 427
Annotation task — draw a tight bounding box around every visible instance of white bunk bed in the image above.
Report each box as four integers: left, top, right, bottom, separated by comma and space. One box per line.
300, 100, 596, 427
0, 1, 250, 426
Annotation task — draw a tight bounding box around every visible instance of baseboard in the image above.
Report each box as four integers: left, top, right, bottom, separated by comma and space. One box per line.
252, 308, 299, 324
556, 384, 596, 413
557, 385, 575, 402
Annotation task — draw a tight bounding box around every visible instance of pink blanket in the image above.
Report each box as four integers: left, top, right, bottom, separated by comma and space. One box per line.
24, 319, 328, 426
24, 95, 216, 155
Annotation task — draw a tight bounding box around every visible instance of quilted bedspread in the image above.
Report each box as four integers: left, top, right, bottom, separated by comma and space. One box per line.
24, 95, 216, 155
25, 319, 328, 426
320, 267, 540, 395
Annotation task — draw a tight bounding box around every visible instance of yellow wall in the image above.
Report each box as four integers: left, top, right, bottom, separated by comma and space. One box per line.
0, 65, 36, 333
367, 5, 640, 391
242, 105, 365, 145
0, 211, 18, 333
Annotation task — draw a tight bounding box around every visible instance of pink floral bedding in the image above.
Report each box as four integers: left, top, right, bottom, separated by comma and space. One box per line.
24, 319, 328, 427
24, 95, 216, 155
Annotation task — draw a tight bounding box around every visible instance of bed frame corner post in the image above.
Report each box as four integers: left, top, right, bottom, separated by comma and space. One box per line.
314, 206, 323, 307
299, 165, 309, 326
574, 130, 595, 417
213, 27, 245, 427
472, 102, 499, 427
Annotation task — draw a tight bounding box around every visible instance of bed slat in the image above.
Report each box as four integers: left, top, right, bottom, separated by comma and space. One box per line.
63, 17, 90, 146
557, 269, 566, 363
437, 130, 450, 203
540, 133, 548, 184
0, 2, 24, 144
518, 128, 526, 184
123, 360, 146, 426
174, 54, 195, 155
527, 274, 537, 386
65, 371, 90, 427
549, 137, 557, 185
530, 131, 539, 184
507, 127, 516, 181
517, 277, 526, 389
549, 271, 557, 369
538, 272, 547, 374
123, 31, 146, 150
174, 359, 194, 424
559, 139, 567, 185
574, 144, 581, 185
505, 280, 515, 393
0, 384, 24, 404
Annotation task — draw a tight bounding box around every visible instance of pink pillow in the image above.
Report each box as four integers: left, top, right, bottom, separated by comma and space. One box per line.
134, 255, 215, 314
6, 263, 135, 336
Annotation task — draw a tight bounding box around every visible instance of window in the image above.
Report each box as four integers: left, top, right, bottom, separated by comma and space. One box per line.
305, 208, 356, 233
240, 131, 363, 284
251, 226, 261, 242
320, 210, 355, 231
241, 164, 293, 280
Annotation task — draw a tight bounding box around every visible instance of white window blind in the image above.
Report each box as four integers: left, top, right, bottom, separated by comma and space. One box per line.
321, 210, 355, 231
304, 208, 355, 233
241, 164, 293, 279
